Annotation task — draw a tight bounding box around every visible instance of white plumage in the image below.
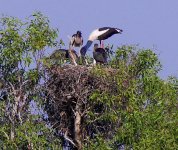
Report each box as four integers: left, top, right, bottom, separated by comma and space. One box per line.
88, 29, 110, 41
80, 27, 123, 57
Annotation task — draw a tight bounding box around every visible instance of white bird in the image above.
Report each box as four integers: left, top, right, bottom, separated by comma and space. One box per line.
80, 27, 123, 56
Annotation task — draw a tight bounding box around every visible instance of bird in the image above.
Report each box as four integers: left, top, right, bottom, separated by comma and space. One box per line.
80, 27, 123, 57
69, 31, 83, 49
68, 31, 84, 65
93, 43, 107, 65
50, 49, 78, 66
50, 49, 70, 60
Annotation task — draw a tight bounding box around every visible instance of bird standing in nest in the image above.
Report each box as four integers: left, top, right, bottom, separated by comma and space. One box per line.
93, 43, 108, 65
69, 31, 83, 66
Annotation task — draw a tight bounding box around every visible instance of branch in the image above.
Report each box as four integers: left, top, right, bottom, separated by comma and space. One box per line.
8, 82, 16, 95
0, 130, 9, 140
64, 132, 76, 147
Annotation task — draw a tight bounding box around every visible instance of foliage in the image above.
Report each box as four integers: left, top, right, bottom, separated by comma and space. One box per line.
43, 45, 178, 150
0, 115, 62, 149
85, 46, 177, 150
0, 12, 177, 150
0, 12, 62, 149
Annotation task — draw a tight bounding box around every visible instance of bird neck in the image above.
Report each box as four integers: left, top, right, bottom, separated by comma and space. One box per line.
93, 46, 98, 52
84, 40, 93, 50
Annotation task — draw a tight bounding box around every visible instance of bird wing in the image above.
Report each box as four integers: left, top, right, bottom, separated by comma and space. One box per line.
88, 28, 109, 41
98, 28, 122, 40
115, 28, 123, 33
98, 27, 111, 31
93, 48, 107, 63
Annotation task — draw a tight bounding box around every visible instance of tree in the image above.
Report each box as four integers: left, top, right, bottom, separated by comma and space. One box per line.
0, 12, 177, 150
43, 45, 178, 150
0, 12, 62, 149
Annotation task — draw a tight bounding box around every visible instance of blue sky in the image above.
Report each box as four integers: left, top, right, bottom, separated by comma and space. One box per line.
0, 0, 178, 78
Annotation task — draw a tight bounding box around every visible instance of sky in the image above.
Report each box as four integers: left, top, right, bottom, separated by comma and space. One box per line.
0, 0, 178, 79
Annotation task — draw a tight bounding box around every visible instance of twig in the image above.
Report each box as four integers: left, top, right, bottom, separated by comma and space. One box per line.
64, 132, 76, 147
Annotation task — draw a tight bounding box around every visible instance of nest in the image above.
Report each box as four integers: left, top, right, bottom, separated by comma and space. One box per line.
42, 65, 118, 146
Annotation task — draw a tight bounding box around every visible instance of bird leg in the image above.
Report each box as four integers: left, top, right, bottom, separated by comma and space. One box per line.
99, 40, 104, 48
69, 49, 78, 66
93, 59, 96, 66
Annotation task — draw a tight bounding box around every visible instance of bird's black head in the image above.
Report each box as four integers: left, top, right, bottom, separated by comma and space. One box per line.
94, 43, 99, 47
76, 31, 82, 37
94, 43, 99, 51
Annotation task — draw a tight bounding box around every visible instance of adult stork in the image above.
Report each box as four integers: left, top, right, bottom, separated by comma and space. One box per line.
80, 27, 123, 56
